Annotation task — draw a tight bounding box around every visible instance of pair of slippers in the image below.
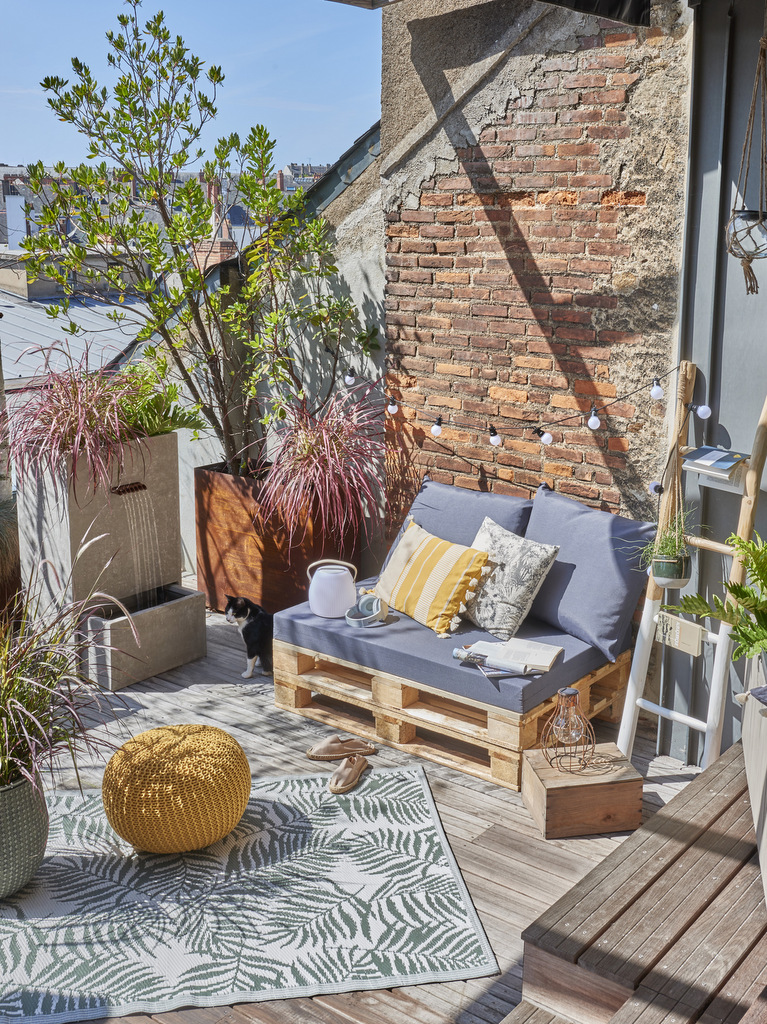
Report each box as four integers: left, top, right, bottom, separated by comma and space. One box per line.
306, 735, 376, 793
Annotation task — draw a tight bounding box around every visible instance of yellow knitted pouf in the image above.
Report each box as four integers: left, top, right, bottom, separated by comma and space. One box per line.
102, 724, 251, 854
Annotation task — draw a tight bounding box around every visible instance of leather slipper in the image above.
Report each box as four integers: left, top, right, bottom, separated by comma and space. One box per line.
306, 735, 376, 761
329, 755, 369, 794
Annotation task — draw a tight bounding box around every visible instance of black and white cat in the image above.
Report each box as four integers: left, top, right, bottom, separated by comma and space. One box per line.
224, 595, 274, 678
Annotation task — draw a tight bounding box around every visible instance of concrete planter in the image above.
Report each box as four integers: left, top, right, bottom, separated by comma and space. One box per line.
86, 585, 207, 692
194, 465, 356, 613
18, 432, 182, 605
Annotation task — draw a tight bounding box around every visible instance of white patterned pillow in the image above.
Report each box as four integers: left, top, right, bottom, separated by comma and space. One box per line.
464, 517, 559, 640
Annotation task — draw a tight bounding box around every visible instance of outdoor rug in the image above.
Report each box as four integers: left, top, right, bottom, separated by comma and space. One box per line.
0, 766, 497, 1022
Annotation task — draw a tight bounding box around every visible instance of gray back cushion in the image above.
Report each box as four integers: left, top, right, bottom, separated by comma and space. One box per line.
526, 484, 655, 661
383, 479, 534, 569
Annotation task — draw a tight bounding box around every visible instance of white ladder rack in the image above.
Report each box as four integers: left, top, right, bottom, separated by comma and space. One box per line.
617, 361, 767, 769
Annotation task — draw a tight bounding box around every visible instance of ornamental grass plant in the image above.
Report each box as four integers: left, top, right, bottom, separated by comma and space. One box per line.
4, 344, 202, 500
0, 552, 130, 790
256, 386, 386, 551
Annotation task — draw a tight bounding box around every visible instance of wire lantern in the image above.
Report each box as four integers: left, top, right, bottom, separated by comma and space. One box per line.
726, 22, 767, 295
541, 687, 597, 773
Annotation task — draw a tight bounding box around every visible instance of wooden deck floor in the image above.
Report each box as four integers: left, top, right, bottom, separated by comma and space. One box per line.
49, 612, 702, 1024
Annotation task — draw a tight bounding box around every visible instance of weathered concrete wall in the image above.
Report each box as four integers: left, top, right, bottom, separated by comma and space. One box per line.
381, 0, 693, 521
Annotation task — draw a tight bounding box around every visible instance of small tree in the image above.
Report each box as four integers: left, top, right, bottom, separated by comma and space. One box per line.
21, 1, 377, 476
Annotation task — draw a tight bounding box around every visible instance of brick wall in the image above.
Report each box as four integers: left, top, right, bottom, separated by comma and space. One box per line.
383, 8, 691, 521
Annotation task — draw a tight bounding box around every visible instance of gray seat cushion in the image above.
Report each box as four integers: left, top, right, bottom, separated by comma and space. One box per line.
274, 591, 606, 715
383, 479, 533, 570
526, 484, 655, 662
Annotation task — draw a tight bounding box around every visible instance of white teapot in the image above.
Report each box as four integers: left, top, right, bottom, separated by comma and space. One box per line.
307, 560, 358, 618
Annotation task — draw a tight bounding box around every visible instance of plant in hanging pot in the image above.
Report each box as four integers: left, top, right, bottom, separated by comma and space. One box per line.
0, 559, 129, 900
18, 4, 381, 614
639, 506, 695, 590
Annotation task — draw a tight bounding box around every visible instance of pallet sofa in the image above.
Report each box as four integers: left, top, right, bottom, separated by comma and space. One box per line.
272, 480, 654, 791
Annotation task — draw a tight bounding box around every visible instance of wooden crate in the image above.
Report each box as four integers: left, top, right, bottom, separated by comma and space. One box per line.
521, 742, 643, 839
272, 641, 631, 791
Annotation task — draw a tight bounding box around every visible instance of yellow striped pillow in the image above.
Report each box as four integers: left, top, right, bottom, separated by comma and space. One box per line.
375, 522, 490, 635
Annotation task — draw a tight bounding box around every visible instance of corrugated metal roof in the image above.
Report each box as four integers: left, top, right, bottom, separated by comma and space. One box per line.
0, 292, 148, 389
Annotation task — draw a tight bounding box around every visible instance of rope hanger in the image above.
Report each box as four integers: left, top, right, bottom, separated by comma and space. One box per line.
726, 2, 767, 294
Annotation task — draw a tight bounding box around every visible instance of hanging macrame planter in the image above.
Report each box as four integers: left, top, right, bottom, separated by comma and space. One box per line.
726, 26, 767, 295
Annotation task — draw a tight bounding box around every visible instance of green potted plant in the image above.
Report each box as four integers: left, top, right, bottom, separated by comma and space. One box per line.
20, 2, 382, 612
669, 533, 767, 906
639, 506, 695, 589
0, 561, 128, 900
5, 345, 207, 689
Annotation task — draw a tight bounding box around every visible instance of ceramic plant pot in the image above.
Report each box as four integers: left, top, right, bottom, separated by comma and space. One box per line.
0, 777, 49, 900
651, 553, 692, 590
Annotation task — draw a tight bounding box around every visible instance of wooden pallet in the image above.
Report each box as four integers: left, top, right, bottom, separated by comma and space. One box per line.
520, 741, 767, 1024
272, 641, 631, 791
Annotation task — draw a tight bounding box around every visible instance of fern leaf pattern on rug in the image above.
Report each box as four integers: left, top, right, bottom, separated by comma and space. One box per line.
0, 766, 497, 1022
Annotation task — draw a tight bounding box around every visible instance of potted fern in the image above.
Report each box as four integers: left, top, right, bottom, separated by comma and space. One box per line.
669, 533, 767, 907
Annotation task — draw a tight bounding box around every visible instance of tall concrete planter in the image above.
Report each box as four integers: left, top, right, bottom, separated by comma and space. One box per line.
17, 432, 206, 690
194, 465, 356, 613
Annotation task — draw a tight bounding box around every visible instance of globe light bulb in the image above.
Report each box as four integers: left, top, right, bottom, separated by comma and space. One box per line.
650, 378, 664, 401
344, 367, 356, 387
386, 397, 398, 415
587, 407, 601, 430
540, 431, 553, 446
648, 480, 663, 496
489, 425, 502, 447
696, 404, 712, 420
431, 416, 443, 437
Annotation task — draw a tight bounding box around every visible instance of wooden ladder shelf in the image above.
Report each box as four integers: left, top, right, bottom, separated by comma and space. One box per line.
618, 360, 767, 768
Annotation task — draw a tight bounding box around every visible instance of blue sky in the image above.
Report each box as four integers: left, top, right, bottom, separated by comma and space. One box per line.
0, 0, 382, 172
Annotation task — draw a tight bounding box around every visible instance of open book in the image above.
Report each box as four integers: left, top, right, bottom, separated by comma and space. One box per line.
682, 446, 749, 482
463, 638, 563, 676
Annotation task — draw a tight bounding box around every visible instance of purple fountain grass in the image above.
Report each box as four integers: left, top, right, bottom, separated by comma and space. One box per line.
257, 385, 386, 551
5, 343, 144, 501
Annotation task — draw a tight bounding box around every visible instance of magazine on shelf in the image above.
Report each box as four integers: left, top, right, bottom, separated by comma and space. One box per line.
682, 446, 749, 482
464, 638, 563, 676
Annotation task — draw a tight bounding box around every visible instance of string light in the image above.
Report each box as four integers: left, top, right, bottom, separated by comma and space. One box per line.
687, 402, 712, 420
339, 363, 681, 453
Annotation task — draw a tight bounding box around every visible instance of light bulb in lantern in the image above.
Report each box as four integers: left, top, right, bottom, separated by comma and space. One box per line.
344, 367, 357, 386
386, 396, 399, 415
431, 416, 443, 437
650, 377, 664, 401
587, 407, 601, 430
489, 425, 502, 447
550, 688, 587, 745
648, 480, 664, 497
533, 427, 553, 446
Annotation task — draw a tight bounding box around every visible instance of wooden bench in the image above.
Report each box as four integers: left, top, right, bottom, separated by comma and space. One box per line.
272, 641, 629, 791
517, 741, 767, 1024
